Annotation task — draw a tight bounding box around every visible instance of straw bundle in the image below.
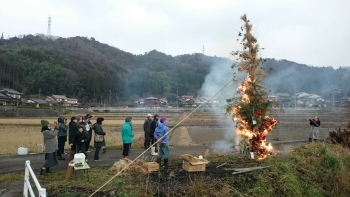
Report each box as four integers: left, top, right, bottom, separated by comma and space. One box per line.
109, 158, 149, 176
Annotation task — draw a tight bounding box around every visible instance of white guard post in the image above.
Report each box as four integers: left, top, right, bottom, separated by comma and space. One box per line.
23, 160, 47, 197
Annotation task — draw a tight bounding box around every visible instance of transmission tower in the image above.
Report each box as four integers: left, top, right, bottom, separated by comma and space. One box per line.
202, 45, 205, 54
47, 15, 51, 37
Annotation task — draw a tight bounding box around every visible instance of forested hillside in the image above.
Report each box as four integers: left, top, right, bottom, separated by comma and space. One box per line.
0, 34, 349, 104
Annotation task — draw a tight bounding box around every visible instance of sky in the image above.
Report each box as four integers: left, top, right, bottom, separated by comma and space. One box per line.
1, 0, 350, 68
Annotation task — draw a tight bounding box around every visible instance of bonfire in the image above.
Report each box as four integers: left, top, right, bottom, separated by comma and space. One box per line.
226, 14, 280, 160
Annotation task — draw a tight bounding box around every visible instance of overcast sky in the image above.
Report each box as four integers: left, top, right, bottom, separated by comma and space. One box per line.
1, 0, 350, 68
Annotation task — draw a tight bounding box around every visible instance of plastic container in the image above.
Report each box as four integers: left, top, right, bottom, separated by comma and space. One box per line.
198, 155, 203, 159
73, 153, 86, 164
18, 147, 28, 155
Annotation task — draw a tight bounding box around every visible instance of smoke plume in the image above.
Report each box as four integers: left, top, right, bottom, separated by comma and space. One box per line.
197, 58, 242, 152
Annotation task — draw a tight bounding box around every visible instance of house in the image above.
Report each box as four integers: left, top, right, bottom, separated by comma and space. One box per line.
0, 88, 22, 99
45, 95, 79, 106
144, 97, 159, 108
52, 95, 68, 102
66, 98, 78, 104
26, 98, 47, 108
0, 88, 21, 105
0, 92, 14, 105
137, 98, 145, 108
159, 98, 168, 107
178, 98, 196, 107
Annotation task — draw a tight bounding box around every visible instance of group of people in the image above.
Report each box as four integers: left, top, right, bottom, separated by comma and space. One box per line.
39, 114, 106, 175
39, 113, 170, 175
122, 113, 170, 167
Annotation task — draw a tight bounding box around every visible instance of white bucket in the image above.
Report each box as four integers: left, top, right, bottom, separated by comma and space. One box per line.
198, 155, 203, 159
18, 147, 28, 155
151, 146, 158, 156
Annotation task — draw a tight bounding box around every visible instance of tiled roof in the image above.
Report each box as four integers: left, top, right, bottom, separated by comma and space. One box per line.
1, 88, 22, 95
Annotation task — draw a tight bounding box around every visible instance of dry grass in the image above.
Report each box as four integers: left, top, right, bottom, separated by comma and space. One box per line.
0, 125, 143, 155
109, 158, 149, 176
0, 118, 144, 125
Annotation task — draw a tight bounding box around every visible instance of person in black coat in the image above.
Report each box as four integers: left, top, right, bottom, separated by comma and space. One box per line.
150, 114, 160, 152
68, 116, 78, 160
70, 126, 89, 159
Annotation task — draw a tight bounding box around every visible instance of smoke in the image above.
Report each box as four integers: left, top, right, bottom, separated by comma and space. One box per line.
261, 59, 350, 99
197, 58, 242, 153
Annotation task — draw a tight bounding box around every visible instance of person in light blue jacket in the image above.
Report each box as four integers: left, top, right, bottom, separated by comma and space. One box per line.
121, 117, 134, 159
154, 117, 170, 167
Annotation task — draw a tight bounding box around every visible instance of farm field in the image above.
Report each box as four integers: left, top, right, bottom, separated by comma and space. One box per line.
0, 109, 350, 196
1, 108, 348, 155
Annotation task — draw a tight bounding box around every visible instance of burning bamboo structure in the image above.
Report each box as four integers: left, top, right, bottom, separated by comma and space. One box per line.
226, 14, 279, 160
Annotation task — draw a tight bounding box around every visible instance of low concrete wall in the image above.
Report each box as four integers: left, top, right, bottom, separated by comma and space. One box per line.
0, 106, 56, 117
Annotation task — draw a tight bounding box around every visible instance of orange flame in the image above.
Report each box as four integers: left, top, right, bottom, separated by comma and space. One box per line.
233, 77, 278, 160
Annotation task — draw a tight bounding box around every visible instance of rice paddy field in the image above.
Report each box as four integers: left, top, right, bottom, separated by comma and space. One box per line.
0, 108, 348, 155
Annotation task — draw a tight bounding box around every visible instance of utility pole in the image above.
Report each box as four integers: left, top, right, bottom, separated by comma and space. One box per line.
294, 89, 296, 109
202, 45, 205, 54
47, 15, 51, 39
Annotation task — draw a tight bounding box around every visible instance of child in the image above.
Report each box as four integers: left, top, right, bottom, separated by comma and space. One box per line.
70, 126, 88, 159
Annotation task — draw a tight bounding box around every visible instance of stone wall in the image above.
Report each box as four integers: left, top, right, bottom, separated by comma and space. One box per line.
0, 106, 56, 117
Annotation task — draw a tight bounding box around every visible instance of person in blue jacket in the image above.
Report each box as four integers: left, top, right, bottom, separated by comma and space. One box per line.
154, 117, 170, 167
121, 117, 134, 159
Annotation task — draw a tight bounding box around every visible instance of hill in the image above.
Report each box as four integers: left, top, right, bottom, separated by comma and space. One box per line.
0, 35, 349, 105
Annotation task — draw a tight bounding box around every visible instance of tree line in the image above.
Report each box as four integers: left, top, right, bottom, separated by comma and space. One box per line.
0, 34, 349, 105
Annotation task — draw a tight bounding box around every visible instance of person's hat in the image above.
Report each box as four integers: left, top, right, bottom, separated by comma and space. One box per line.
125, 117, 132, 122
147, 114, 153, 117
41, 120, 50, 127
160, 117, 166, 123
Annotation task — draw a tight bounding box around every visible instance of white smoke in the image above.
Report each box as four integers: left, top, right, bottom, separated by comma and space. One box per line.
197, 59, 242, 153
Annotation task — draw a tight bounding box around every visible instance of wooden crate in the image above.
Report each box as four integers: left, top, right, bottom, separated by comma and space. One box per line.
146, 162, 159, 172
182, 160, 207, 172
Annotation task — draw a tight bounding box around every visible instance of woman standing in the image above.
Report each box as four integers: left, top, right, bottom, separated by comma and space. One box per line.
93, 117, 106, 161
121, 117, 134, 159
40, 120, 59, 175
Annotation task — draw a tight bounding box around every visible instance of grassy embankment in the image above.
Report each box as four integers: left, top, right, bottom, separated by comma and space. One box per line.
1, 142, 349, 196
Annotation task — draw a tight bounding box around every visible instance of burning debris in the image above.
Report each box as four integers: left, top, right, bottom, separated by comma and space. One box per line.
226, 14, 280, 160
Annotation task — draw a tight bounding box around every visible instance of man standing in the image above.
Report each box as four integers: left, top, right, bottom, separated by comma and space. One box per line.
309, 116, 321, 142
57, 116, 68, 160
150, 114, 160, 152
143, 114, 153, 149
154, 117, 170, 168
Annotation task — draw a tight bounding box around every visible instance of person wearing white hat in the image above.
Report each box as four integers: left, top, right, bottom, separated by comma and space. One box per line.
143, 114, 153, 149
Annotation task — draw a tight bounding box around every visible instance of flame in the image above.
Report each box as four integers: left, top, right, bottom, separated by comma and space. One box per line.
233, 76, 278, 160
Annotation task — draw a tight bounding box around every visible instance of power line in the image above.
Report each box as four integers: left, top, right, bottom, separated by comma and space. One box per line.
88, 74, 237, 197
